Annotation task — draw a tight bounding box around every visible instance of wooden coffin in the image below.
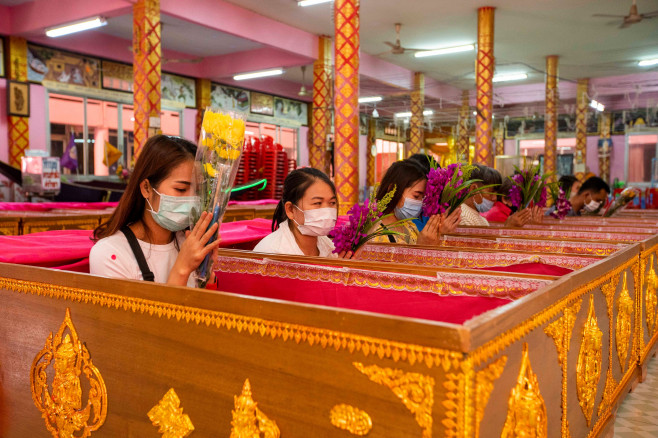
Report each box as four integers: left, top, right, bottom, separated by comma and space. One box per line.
0, 229, 656, 437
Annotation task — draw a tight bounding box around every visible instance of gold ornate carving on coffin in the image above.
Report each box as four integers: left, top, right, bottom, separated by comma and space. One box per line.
353, 362, 434, 438
544, 298, 582, 438
616, 272, 634, 372
501, 343, 547, 438
231, 379, 280, 438
577, 295, 603, 427
646, 255, 658, 336
148, 388, 195, 438
330, 404, 373, 435
475, 356, 507, 438
30, 308, 108, 438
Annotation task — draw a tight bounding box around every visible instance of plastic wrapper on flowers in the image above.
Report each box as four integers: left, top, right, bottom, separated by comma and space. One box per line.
603, 187, 638, 217
193, 107, 246, 287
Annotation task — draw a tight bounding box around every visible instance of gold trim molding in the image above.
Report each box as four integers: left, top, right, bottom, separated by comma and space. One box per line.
1, 277, 464, 370
475, 356, 507, 438
30, 308, 108, 438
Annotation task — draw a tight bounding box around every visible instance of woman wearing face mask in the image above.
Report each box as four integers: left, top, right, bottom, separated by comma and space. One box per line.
370, 161, 461, 245
254, 168, 353, 258
90, 135, 220, 287
477, 167, 535, 226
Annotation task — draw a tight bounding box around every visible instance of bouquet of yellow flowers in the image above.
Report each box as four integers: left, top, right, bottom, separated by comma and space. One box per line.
194, 107, 246, 287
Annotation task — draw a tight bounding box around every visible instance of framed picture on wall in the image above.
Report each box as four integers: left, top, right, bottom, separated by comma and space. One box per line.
7, 80, 30, 117
250, 92, 274, 116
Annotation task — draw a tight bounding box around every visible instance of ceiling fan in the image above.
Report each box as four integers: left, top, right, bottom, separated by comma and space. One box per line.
592, 0, 658, 28
382, 23, 422, 55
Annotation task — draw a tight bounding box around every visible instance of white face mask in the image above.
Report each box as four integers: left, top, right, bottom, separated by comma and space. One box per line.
292, 205, 337, 236
394, 197, 424, 220
147, 188, 200, 232
583, 199, 602, 213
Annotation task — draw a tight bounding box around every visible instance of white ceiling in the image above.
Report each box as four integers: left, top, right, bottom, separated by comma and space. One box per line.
224, 0, 658, 89
98, 13, 264, 57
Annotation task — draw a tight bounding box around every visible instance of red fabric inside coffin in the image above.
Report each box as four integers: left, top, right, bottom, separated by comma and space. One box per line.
478, 262, 573, 276
210, 271, 509, 324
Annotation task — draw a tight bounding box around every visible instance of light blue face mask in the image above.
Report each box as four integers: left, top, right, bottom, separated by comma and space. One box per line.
475, 197, 495, 213
394, 197, 423, 220
147, 188, 200, 232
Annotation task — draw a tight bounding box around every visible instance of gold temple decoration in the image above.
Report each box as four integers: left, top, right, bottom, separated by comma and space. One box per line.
475, 6, 495, 166
148, 388, 194, 438
353, 362, 434, 438
409, 72, 425, 156
475, 356, 507, 438
616, 272, 634, 371
543, 55, 559, 183
577, 295, 603, 427
544, 298, 582, 438
501, 343, 547, 438
646, 255, 657, 336
230, 379, 280, 438
574, 78, 589, 181
30, 308, 107, 438
598, 274, 619, 418
330, 404, 372, 435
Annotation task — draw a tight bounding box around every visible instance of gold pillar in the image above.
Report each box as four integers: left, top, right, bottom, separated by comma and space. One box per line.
7, 37, 29, 168
195, 78, 211, 142
310, 36, 332, 175
475, 7, 495, 167
544, 55, 559, 181
575, 78, 589, 181
334, 0, 360, 214
408, 72, 425, 157
457, 90, 470, 162
133, 0, 162, 159
599, 113, 612, 183
366, 118, 376, 187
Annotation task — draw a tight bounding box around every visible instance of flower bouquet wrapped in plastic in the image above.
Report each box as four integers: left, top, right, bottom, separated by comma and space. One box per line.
603, 187, 637, 217
422, 163, 489, 216
508, 164, 550, 210
330, 186, 408, 254
193, 107, 246, 287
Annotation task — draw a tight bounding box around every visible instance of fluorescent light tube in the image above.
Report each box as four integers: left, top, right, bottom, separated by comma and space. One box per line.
298, 0, 332, 6
638, 58, 658, 67
492, 73, 528, 83
394, 110, 433, 118
233, 69, 284, 81
414, 44, 474, 58
46, 17, 107, 37
358, 96, 383, 103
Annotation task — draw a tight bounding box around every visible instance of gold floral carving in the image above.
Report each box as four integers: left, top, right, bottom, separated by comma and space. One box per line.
475, 356, 507, 438
646, 255, 657, 336
230, 379, 280, 438
1, 277, 463, 370
544, 298, 582, 438
148, 388, 194, 438
577, 295, 603, 427
616, 272, 634, 371
442, 370, 465, 438
329, 404, 373, 435
30, 308, 107, 438
353, 362, 434, 438
597, 274, 619, 419
501, 343, 547, 438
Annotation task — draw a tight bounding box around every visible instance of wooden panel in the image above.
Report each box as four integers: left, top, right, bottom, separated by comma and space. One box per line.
0, 217, 20, 235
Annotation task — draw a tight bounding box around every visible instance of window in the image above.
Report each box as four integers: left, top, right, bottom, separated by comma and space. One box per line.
48, 93, 181, 177
375, 139, 403, 182
627, 134, 658, 183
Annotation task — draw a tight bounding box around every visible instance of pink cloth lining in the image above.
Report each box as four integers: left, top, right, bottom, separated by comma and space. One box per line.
0, 202, 118, 211
227, 199, 279, 206
0, 219, 273, 271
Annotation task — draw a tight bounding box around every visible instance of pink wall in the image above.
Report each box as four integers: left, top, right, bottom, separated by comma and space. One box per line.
0, 79, 7, 163
29, 84, 47, 152
182, 108, 197, 142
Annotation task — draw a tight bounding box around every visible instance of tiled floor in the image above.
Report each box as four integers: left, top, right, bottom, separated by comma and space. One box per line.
614, 356, 658, 438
